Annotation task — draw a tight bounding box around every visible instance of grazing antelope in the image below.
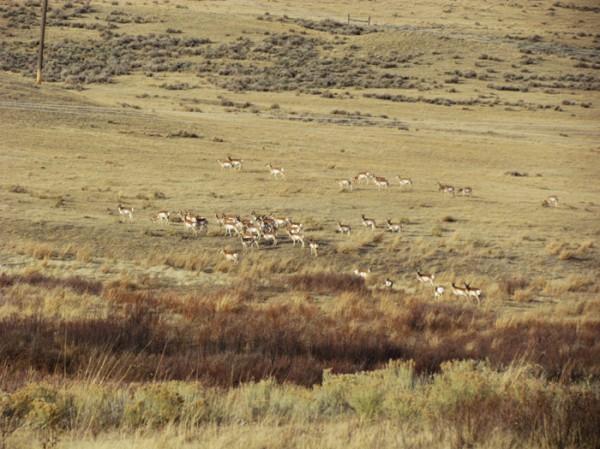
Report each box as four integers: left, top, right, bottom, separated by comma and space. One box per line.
288, 231, 305, 248
354, 171, 371, 184
217, 159, 233, 170
464, 282, 482, 305
361, 214, 376, 231
220, 249, 239, 264
227, 154, 243, 171
370, 175, 390, 191
386, 219, 402, 233
266, 163, 285, 179
308, 238, 319, 257
152, 210, 171, 226
117, 204, 134, 222
241, 234, 259, 251
434, 285, 445, 300
336, 178, 353, 191
542, 195, 559, 208
451, 282, 469, 300
337, 221, 352, 235
437, 182, 455, 196
394, 175, 414, 188
384, 278, 394, 289
458, 186, 472, 196
416, 269, 435, 286
354, 268, 371, 279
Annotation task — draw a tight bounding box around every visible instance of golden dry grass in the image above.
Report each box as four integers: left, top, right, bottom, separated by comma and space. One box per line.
0, 0, 599, 446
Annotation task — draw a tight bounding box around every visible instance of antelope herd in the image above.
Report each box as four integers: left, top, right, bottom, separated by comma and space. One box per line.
113, 157, 561, 308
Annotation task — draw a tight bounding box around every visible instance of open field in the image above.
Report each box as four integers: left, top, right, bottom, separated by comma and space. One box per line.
1, 0, 599, 447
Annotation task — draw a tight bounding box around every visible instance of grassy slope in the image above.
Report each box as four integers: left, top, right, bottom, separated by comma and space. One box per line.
0, 0, 599, 447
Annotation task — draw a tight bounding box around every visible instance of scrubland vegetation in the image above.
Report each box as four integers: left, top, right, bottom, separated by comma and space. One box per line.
1, 0, 599, 447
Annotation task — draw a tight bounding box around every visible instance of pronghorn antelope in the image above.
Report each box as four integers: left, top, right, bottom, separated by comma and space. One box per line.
370, 175, 390, 191
227, 154, 243, 171
222, 219, 240, 237
266, 163, 285, 179
178, 212, 200, 236
458, 186, 473, 196
220, 249, 239, 264
451, 282, 469, 300
416, 269, 435, 286
152, 210, 170, 226
182, 211, 208, 232
434, 285, 445, 300
261, 230, 278, 246
287, 230, 305, 247
542, 195, 559, 208
217, 159, 233, 170
361, 214, 376, 231
269, 214, 289, 229
337, 221, 352, 235
386, 219, 402, 233
464, 282, 482, 305
243, 223, 262, 238
384, 278, 394, 289
308, 238, 319, 257
354, 171, 371, 184
394, 175, 414, 188
240, 234, 259, 251
117, 204, 134, 222
354, 268, 371, 279
437, 182, 455, 196
287, 224, 303, 236
336, 178, 353, 191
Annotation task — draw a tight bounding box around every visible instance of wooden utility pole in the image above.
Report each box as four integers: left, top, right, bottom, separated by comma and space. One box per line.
36, 0, 49, 84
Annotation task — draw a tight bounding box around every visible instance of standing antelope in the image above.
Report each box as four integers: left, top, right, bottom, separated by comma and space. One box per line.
336, 178, 353, 191
386, 219, 402, 233
220, 249, 239, 264
542, 195, 559, 208
269, 214, 289, 229
266, 163, 285, 179
354, 171, 371, 184
458, 186, 472, 196
241, 234, 259, 251
337, 221, 352, 235
217, 159, 233, 170
308, 238, 319, 257
361, 214, 376, 231
354, 268, 371, 279
434, 285, 445, 300
261, 230, 278, 246
152, 210, 170, 226
416, 269, 435, 286
227, 154, 243, 171
222, 219, 240, 237
370, 175, 389, 191
288, 231, 305, 248
394, 175, 414, 188
178, 212, 199, 236
464, 282, 482, 305
437, 182, 455, 196
117, 204, 134, 222
451, 282, 469, 300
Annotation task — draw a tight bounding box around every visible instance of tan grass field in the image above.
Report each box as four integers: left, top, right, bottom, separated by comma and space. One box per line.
0, 0, 599, 447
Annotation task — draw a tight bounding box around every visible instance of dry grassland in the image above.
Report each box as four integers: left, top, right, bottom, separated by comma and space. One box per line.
0, 0, 599, 447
